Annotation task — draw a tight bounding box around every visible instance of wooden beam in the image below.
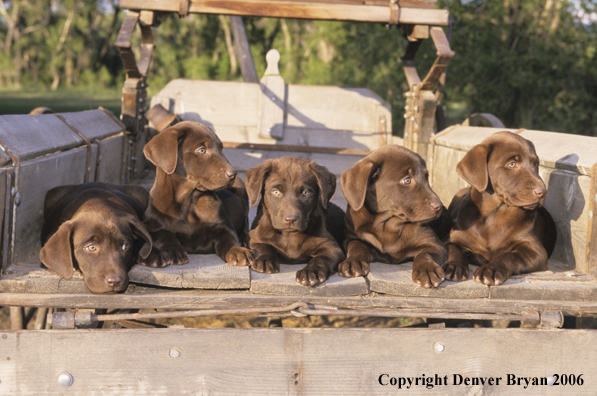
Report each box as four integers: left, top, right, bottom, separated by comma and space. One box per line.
1, 327, 596, 395
119, 0, 450, 25
1, 291, 597, 316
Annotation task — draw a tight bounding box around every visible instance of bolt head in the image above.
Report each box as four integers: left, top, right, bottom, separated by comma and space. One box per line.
169, 347, 181, 358
57, 372, 73, 387
433, 342, 445, 353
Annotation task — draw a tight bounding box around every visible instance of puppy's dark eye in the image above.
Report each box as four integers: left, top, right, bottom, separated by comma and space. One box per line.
272, 189, 281, 197
507, 161, 516, 168
85, 244, 97, 252
401, 177, 411, 185
196, 147, 206, 154
122, 243, 131, 251
301, 190, 310, 197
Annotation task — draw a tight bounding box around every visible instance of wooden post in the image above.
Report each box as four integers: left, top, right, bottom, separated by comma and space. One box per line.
258, 49, 286, 140
9, 306, 23, 330
230, 16, 258, 83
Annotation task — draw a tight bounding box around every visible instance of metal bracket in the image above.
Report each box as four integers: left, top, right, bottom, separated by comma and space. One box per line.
115, 10, 155, 182
402, 26, 454, 161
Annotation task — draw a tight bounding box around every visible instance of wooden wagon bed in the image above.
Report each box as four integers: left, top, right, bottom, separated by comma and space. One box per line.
1, 1, 597, 394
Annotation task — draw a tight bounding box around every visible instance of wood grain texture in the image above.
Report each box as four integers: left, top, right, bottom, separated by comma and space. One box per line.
0, 327, 596, 395
0, 114, 83, 161
57, 110, 124, 141
129, 254, 251, 289
250, 264, 369, 296
368, 262, 489, 299
2, 289, 597, 315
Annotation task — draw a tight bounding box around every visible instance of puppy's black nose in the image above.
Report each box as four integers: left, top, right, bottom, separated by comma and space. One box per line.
533, 187, 546, 198
225, 170, 237, 180
430, 200, 442, 212
105, 275, 123, 288
284, 215, 298, 225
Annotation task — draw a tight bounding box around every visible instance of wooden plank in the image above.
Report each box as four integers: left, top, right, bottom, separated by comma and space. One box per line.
520, 130, 597, 176
0, 262, 92, 294
223, 145, 365, 176
151, 80, 392, 151
367, 262, 490, 299
250, 264, 369, 296
12, 147, 89, 264
0, 115, 84, 161
129, 254, 251, 289
2, 288, 597, 315
120, 0, 448, 25
57, 110, 124, 141
1, 327, 596, 395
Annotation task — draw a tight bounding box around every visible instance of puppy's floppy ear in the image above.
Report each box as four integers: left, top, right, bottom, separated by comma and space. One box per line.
43, 185, 78, 218
309, 163, 336, 209
40, 221, 75, 279
341, 158, 377, 211
143, 124, 186, 174
456, 143, 490, 192
244, 160, 273, 207
127, 214, 153, 260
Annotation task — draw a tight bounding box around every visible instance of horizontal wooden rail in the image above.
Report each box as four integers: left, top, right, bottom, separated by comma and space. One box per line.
119, 0, 450, 25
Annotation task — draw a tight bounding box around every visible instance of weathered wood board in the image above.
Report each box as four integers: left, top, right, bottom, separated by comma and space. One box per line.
119, 0, 449, 26
129, 254, 251, 289
150, 78, 391, 151
250, 264, 369, 296
59, 110, 126, 185
1, 327, 596, 395
0, 114, 84, 161
368, 262, 597, 302
429, 127, 597, 275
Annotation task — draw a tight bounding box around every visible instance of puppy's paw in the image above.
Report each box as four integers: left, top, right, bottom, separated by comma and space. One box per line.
472, 265, 509, 286
139, 246, 188, 268
251, 255, 279, 273
442, 260, 469, 281
226, 246, 254, 266
296, 265, 329, 287
338, 258, 370, 278
412, 262, 445, 289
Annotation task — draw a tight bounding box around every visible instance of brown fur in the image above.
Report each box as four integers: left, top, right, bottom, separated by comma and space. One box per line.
40, 182, 152, 293
339, 145, 450, 288
245, 157, 345, 287
141, 121, 253, 267
443, 131, 557, 285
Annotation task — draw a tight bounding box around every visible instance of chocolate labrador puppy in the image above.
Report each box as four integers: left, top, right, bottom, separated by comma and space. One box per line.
245, 157, 345, 286
339, 145, 450, 288
443, 131, 556, 285
40, 182, 153, 293
142, 121, 253, 267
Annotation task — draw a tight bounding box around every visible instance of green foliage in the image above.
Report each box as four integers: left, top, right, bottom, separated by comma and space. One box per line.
1, 0, 596, 135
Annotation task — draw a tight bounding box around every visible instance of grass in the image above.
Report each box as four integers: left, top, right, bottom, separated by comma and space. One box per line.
0, 88, 122, 116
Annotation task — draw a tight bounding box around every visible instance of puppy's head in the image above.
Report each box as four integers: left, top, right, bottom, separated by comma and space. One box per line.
245, 157, 336, 232
341, 145, 442, 222
40, 201, 152, 293
144, 121, 237, 191
457, 131, 546, 209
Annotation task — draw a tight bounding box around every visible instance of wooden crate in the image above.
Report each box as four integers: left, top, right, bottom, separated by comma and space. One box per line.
0, 110, 125, 274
